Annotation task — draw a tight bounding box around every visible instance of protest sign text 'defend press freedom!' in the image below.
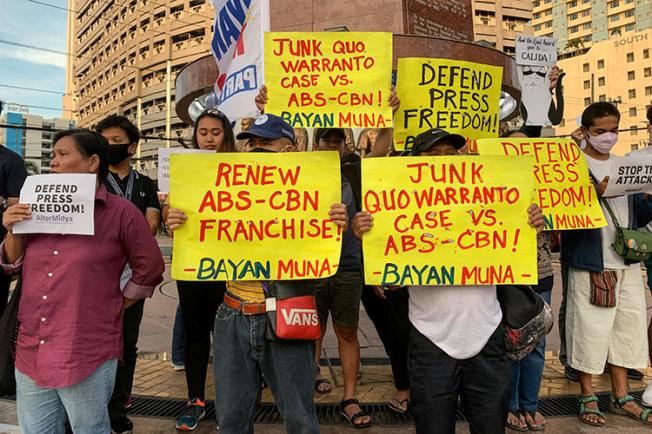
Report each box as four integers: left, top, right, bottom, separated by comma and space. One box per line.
362, 156, 538, 287
264, 32, 393, 129
394, 58, 503, 151
477, 138, 606, 230
13, 174, 97, 235
169, 152, 342, 281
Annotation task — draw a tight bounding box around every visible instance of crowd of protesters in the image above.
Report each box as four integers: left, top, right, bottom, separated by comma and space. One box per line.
1, 71, 652, 434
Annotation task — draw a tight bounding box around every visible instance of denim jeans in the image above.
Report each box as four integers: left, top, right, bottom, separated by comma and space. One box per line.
171, 303, 186, 365
213, 304, 319, 434
16, 359, 117, 434
509, 290, 552, 413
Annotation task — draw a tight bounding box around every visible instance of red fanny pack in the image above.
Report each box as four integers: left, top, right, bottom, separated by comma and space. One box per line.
266, 295, 321, 341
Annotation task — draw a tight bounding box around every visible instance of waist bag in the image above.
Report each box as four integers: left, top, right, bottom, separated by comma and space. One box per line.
265, 280, 321, 342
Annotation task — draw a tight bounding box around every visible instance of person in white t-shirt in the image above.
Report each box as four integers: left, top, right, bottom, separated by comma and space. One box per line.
560, 102, 652, 426
352, 129, 545, 434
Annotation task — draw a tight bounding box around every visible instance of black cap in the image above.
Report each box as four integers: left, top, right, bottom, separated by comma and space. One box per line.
411, 129, 466, 155
314, 128, 346, 143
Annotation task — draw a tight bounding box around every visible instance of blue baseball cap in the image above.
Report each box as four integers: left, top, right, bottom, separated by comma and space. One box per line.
236, 114, 295, 143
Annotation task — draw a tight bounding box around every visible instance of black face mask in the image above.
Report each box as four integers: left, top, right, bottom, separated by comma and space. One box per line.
107, 143, 132, 165
250, 147, 276, 153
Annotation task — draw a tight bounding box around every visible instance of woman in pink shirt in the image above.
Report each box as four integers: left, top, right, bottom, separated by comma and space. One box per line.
2, 129, 164, 434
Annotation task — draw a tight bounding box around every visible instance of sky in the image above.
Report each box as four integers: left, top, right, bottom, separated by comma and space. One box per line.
0, 0, 69, 119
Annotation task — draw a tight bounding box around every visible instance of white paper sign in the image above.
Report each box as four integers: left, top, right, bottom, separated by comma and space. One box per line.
13, 174, 96, 235
157, 148, 213, 193
603, 155, 652, 197
516, 35, 557, 67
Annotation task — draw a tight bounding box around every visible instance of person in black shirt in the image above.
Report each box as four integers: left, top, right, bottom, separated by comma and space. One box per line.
0, 100, 28, 316
95, 115, 161, 434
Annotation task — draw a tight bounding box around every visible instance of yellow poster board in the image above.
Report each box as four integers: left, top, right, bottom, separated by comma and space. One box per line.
264, 32, 393, 129
394, 58, 503, 151
170, 152, 342, 281
362, 155, 537, 286
476, 138, 606, 230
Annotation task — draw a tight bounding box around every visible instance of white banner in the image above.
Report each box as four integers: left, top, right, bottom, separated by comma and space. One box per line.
14, 174, 96, 235
157, 147, 213, 193
516, 35, 557, 67
209, 0, 269, 121
603, 155, 652, 197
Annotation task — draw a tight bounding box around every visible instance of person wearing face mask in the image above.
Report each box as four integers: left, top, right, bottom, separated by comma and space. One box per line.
167, 113, 349, 434
2, 129, 164, 434
163, 108, 236, 431
94, 115, 161, 434
561, 102, 652, 426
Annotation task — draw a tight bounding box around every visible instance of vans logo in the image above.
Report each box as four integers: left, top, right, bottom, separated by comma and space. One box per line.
280, 308, 319, 326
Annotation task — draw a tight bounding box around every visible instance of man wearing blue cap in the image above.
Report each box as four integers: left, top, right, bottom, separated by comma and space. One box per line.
165, 113, 348, 434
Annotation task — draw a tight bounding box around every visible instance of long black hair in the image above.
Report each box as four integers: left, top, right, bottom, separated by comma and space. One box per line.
52, 128, 110, 182
191, 108, 236, 152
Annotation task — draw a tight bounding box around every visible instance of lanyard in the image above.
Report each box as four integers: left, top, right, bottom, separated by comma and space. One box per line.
107, 170, 135, 201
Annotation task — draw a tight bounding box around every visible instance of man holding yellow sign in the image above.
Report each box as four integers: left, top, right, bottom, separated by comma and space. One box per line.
353, 128, 545, 434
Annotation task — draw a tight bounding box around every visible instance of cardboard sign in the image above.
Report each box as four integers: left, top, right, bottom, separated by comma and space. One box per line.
603, 155, 652, 197
157, 147, 213, 193
264, 32, 393, 129
516, 35, 557, 67
394, 58, 503, 151
170, 152, 342, 281
476, 138, 606, 230
362, 156, 537, 286
14, 174, 96, 235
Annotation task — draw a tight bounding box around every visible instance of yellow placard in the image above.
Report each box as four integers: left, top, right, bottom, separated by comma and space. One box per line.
362, 155, 537, 286
394, 58, 503, 151
476, 138, 606, 230
264, 32, 393, 129
170, 152, 342, 281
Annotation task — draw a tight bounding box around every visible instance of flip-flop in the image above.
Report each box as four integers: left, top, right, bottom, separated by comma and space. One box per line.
388, 397, 409, 414
314, 378, 333, 394
506, 411, 528, 432
341, 398, 372, 429
524, 410, 546, 431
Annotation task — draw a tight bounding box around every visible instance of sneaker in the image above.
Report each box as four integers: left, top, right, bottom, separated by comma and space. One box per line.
175, 398, 206, 431
564, 366, 580, 382
111, 416, 133, 434
171, 362, 186, 371
643, 380, 652, 408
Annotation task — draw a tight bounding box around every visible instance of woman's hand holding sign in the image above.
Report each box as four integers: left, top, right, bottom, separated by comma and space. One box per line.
3, 203, 31, 233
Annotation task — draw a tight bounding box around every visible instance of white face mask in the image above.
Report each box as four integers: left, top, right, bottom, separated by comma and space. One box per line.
587, 132, 618, 154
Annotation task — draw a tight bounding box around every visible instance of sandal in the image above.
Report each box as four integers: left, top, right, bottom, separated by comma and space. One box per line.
340, 399, 372, 429
506, 411, 528, 432
578, 395, 606, 426
523, 410, 546, 431
388, 397, 409, 414
314, 378, 333, 394
610, 394, 652, 424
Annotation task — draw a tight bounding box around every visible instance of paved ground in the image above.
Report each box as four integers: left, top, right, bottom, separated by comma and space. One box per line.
2, 236, 652, 432
2, 399, 652, 433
